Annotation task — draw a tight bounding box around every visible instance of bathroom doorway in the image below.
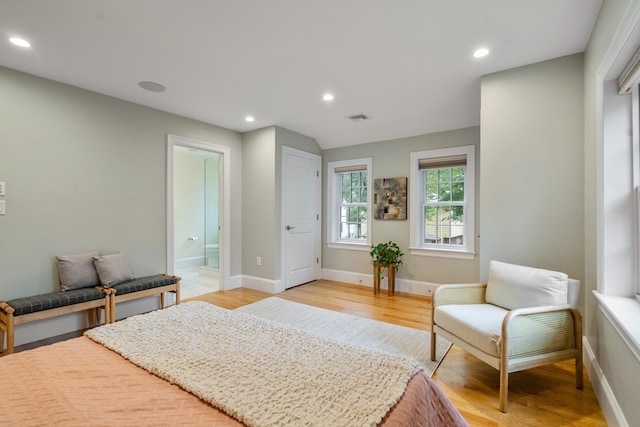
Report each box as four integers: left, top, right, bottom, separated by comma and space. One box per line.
167, 134, 230, 299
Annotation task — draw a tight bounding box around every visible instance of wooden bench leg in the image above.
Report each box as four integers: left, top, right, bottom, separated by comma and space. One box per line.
5, 313, 14, 355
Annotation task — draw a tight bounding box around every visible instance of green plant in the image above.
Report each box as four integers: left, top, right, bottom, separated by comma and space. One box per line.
370, 241, 404, 279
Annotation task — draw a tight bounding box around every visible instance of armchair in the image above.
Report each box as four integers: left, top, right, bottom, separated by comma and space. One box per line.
430, 260, 583, 412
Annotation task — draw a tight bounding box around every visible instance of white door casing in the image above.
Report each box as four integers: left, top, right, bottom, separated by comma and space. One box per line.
282, 146, 321, 289
166, 134, 231, 291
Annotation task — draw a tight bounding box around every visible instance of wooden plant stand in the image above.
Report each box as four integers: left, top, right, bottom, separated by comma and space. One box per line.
373, 263, 396, 296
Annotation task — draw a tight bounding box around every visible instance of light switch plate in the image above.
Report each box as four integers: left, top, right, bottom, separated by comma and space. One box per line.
0, 200, 5, 215
0, 181, 5, 196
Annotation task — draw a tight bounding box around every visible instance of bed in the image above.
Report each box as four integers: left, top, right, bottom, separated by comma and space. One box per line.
0, 301, 468, 427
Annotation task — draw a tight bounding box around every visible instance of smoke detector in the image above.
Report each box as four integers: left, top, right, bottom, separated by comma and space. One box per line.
346, 113, 371, 121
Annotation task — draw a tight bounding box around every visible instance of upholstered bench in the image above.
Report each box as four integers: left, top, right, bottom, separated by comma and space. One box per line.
0, 286, 114, 354
106, 273, 181, 323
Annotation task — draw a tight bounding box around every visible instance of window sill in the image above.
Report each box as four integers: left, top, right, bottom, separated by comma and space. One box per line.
408, 246, 475, 260
593, 291, 640, 362
327, 241, 371, 252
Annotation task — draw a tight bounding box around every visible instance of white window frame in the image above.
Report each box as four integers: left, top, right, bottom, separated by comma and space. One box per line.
409, 145, 475, 260
633, 84, 640, 300
326, 158, 372, 251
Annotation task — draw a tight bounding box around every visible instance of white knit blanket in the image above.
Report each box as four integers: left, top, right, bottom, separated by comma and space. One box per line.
85, 301, 422, 427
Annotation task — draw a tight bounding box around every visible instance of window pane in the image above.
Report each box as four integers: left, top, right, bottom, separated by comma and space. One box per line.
438, 183, 452, 202
451, 167, 465, 182
423, 205, 464, 246
452, 182, 464, 202
349, 206, 358, 222
425, 170, 438, 202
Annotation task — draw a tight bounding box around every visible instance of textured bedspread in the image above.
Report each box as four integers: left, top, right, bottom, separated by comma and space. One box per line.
85, 302, 422, 427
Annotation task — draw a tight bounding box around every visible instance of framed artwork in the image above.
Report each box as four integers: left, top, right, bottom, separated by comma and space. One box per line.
373, 177, 407, 220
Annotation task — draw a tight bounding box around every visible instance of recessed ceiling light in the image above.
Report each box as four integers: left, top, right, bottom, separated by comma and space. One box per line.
245, 116, 255, 122
473, 48, 490, 58
9, 37, 30, 48
138, 81, 166, 92
323, 93, 334, 101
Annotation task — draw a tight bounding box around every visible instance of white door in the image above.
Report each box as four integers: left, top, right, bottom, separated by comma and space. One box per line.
283, 147, 321, 289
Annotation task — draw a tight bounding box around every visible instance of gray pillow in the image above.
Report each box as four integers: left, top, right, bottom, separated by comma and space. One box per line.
56, 251, 101, 291
92, 253, 136, 287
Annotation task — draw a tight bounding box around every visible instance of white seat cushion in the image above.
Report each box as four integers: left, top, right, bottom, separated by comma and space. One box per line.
434, 304, 508, 358
486, 260, 568, 310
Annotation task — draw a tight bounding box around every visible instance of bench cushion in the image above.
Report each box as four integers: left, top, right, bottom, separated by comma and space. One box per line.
435, 303, 507, 358
111, 275, 176, 296
6, 288, 106, 316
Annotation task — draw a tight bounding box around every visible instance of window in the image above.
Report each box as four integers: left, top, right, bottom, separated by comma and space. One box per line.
409, 146, 475, 259
327, 158, 372, 249
606, 45, 640, 300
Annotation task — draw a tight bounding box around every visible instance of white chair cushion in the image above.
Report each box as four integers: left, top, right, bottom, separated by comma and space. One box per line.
486, 260, 568, 310
434, 304, 508, 358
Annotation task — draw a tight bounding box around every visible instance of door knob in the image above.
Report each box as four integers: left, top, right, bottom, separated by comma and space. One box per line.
286, 225, 296, 231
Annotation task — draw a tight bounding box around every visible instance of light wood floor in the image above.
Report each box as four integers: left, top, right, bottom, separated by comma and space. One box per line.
187, 280, 607, 427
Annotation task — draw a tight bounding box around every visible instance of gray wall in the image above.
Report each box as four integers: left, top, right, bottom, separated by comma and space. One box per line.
0, 66, 243, 345
479, 54, 585, 282
322, 127, 480, 285
241, 126, 321, 283
242, 127, 277, 280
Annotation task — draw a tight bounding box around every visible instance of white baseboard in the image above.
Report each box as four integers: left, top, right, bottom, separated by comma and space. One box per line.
321, 268, 438, 297
583, 336, 628, 427
239, 274, 281, 293
224, 274, 243, 290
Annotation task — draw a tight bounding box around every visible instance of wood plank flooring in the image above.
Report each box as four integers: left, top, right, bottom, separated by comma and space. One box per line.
12, 279, 606, 427
188, 280, 607, 427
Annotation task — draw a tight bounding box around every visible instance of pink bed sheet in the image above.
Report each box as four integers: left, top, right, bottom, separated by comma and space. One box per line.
0, 337, 467, 426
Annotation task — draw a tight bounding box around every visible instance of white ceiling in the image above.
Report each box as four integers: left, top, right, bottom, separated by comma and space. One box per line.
0, 0, 602, 149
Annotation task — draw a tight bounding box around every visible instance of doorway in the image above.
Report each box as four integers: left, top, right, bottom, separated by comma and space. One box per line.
167, 134, 231, 298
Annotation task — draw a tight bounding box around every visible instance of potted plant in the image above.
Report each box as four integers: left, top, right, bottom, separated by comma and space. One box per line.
370, 241, 404, 279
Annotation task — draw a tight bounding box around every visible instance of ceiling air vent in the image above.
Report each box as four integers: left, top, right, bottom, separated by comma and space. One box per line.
347, 113, 370, 121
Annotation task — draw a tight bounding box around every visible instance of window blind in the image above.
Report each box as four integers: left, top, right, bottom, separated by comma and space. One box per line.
418, 154, 467, 169
334, 164, 367, 173
618, 45, 640, 94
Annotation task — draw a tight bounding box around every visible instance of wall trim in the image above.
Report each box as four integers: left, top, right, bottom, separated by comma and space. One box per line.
226, 274, 243, 290
240, 275, 281, 294
321, 268, 438, 297
166, 134, 231, 290
584, 337, 629, 427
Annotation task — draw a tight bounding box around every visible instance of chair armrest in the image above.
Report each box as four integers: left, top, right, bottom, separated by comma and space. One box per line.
433, 283, 487, 307
501, 305, 582, 359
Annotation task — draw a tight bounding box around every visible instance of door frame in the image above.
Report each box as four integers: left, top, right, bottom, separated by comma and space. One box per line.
280, 146, 322, 291
166, 134, 231, 290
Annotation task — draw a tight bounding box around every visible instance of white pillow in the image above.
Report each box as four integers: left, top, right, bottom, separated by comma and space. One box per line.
485, 260, 568, 310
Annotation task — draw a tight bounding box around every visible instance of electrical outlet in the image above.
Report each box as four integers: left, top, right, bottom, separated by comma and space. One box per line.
256, 256, 261, 266
0, 200, 5, 215
0, 182, 5, 196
